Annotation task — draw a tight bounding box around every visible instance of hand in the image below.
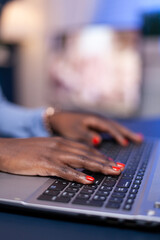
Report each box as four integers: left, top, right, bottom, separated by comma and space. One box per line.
0, 137, 124, 184
49, 112, 143, 146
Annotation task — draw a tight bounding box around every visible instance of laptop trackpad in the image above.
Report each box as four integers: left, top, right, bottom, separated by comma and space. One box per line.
0, 172, 49, 201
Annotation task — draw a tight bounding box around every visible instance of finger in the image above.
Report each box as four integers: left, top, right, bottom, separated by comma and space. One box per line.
83, 117, 127, 145
57, 137, 104, 157
42, 137, 113, 162
54, 164, 95, 184
37, 155, 95, 184
59, 153, 121, 176
89, 119, 128, 146
85, 116, 143, 146
75, 127, 102, 146
58, 145, 108, 164
110, 121, 144, 143
84, 117, 137, 146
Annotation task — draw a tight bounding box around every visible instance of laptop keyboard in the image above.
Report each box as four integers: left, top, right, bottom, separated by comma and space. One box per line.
38, 140, 153, 211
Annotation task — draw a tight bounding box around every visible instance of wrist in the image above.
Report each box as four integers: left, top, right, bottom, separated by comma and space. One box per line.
43, 107, 55, 135
43, 107, 61, 135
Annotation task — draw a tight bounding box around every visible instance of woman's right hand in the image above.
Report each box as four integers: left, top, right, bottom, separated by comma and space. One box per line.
0, 137, 124, 184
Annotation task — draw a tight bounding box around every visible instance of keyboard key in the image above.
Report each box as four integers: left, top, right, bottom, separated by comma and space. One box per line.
106, 202, 121, 209
103, 180, 116, 187
84, 185, 97, 190
100, 186, 113, 191
128, 193, 136, 199
43, 189, 60, 196
72, 199, 88, 205
80, 189, 94, 194
61, 192, 75, 198
96, 190, 110, 196
54, 180, 68, 185
123, 204, 132, 211
114, 187, 128, 193
72, 199, 103, 207
76, 193, 91, 199
124, 169, 136, 175
127, 166, 137, 171
109, 197, 123, 203
132, 184, 139, 189
49, 185, 66, 191
105, 175, 119, 180
65, 187, 79, 193
38, 194, 53, 201
111, 192, 126, 198
135, 176, 143, 180
87, 200, 104, 207
130, 188, 138, 194
93, 195, 106, 201
121, 173, 134, 179
93, 173, 104, 182
53, 196, 71, 203
126, 198, 134, 204
117, 179, 131, 188
137, 172, 144, 176
70, 183, 82, 188
133, 180, 141, 184
94, 179, 103, 185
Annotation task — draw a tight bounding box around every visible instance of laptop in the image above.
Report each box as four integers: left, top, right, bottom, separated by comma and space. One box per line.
0, 137, 160, 227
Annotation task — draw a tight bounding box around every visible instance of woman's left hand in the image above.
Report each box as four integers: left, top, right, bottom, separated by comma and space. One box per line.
48, 112, 143, 146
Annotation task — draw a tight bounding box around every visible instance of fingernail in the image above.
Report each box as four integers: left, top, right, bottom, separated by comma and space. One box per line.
123, 139, 129, 146
86, 176, 95, 182
112, 166, 121, 171
92, 136, 101, 146
116, 162, 125, 168
137, 133, 144, 140
108, 157, 114, 161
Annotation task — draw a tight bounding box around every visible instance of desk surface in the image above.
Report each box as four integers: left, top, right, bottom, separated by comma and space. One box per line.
1, 211, 160, 240
1, 118, 160, 240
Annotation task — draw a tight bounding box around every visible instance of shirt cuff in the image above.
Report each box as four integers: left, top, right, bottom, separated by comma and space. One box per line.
30, 108, 51, 137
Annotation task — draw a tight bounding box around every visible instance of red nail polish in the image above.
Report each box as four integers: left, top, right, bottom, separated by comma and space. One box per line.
108, 157, 114, 161
112, 166, 121, 171
123, 139, 129, 146
116, 162, 125, 168
92, 137, 101, 146
86, 176, 95, 182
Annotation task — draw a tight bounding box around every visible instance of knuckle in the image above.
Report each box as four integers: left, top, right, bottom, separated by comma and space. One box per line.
72, 172, 85, 183
53, 136, 61, 142
80, 131, 90, 140
54, 137, 65, 148
78, 155, 88, 161
38, 153, 51, 165
89, 116, 99, 124
88, 146, 97, 153
67, 171, 81, 182
73, 171, 81, 179
100, 162, 106, 168
98, 162, 106, 171
60, 166, 69, 174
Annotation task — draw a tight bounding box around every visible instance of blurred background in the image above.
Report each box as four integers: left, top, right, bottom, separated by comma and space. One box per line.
0, 0, 160, 118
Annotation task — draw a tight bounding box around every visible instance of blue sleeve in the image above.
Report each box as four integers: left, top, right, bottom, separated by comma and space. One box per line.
0, 88, 50, 138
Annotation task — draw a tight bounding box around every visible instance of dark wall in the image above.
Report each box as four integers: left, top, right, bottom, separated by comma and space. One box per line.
0, 44, 16, 102
0, 1, 16, 102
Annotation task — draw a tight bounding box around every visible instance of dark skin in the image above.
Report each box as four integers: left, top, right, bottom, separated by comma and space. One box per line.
49, 112, 143, 146
0, 113, 143, 183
